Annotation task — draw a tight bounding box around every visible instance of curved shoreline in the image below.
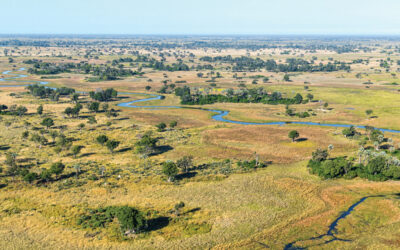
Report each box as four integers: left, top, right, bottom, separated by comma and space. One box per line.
2, 68, 400, 135
2, 68, 399, 248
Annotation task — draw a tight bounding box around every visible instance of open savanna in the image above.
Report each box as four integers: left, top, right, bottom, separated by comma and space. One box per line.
2, 37, 400, 249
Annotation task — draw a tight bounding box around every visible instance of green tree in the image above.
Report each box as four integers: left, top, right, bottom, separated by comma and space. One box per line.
169, 120, 178, 129
312, 148, 329, 162
135, 133, 158, 158
176, 156, 193, 173
41, 117, 54, 129
50, 162, 65, 179
96, 135, 109, 145
288, 130, 299, 142
23, 172, 38, 184
71, 145, 82, 158
37, 105, 43, 115
283, 74, 290, 82
156, 122, 167, 132
106, 140, 120, 154
162, 161, 178, 182
89, 102, 100, 113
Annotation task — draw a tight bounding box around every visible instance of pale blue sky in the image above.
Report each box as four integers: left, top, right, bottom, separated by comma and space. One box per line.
1, 0, 400, 35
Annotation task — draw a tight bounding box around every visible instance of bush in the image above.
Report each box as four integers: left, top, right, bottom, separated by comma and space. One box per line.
77, 206, 146, 234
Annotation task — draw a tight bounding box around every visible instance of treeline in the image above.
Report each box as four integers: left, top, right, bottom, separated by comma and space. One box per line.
200, 56, 350, 72
89, 88, 118, 102
25, 61, 142, 81
26, 84, 75, 100
308, 149, 400, 181
143, 60, 190, 71
174, 86, 306, 105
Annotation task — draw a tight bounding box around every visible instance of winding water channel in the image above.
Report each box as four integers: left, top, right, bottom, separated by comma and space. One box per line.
1, 68, 399, 248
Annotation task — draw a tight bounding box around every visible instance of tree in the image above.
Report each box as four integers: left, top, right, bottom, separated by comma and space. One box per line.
71, 93, 80, 103
89, 102, 100, 113
294, 94, 303, 104
4, 152, 17, 176
312, 148, 329, 162
102, 103, 109, 112
169, 121, 178, 129
323, 102, 329, 109
174, 202, 185, 216
73, 163, 81, 179
22, 131, 29, 140
156, 122, 166, 132
106, 140, 120, 154
16, 106, 28, 116
96, 135, 109, 145
23, 172, 38, 184
306, 93, 314, 101
135, 133, 158, 158
78, 123, 85, 131
41, 117, 54, 129
288, 130, 299, 142
87, 116, 97, 124
71, 145, 82, 158
145, 86, 151, 91
40, 170, 52, 183
283, 74, 290, 82
49, 130, 58, 142
342, 126, 357, 138
37, 105, 43, 115
176, 156, 193, 173
50, 162, 65, 179
366, 109, 373, 117
162, 161, 178, 182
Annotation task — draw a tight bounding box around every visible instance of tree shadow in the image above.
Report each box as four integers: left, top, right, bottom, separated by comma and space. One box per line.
0, 183, 7, 189
0, 145, 11, 150
146, 216, 170, 231
80, 152, 96, 157
296, 138, 308, 142
114, 117, 129, 121
150, 145, 174, 156
176, 171, 197, 180
117, 147, 132, 153
181, 207, 201, 216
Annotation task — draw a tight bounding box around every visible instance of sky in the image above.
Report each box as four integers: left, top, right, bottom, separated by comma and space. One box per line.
1, 0, 400, 35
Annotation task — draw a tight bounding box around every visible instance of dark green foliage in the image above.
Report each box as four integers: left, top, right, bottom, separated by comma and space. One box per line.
26, 84, 75, 99
89, 88, 118, 102
77, 206, 146, 234
23, 172, 38, 183
162, 161, 178, 181
106, 140, 120, 153
37, 105, 43, 115
50, 162, 65, 177
88, 102, 100, 113
308, 151, 400, 181
96, 135, 108, 145
312, 148, 329, 162
342, 126, 357, 137
135, 133, 158, 158
199, 56, 350, 72
175, 86, 306, 105
176, 156, 193, 173
156, 122, 166, 132
41, 117, 54, 129
237, 159, 267, 170
288, 130, 299, 142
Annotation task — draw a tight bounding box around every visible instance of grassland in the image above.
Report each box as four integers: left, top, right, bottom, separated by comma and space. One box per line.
1, 37, 400, 249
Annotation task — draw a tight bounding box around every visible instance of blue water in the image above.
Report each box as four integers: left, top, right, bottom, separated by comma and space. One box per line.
284, 194, 390, 249
2, 68, 400, 134
2, 69, 399, 248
